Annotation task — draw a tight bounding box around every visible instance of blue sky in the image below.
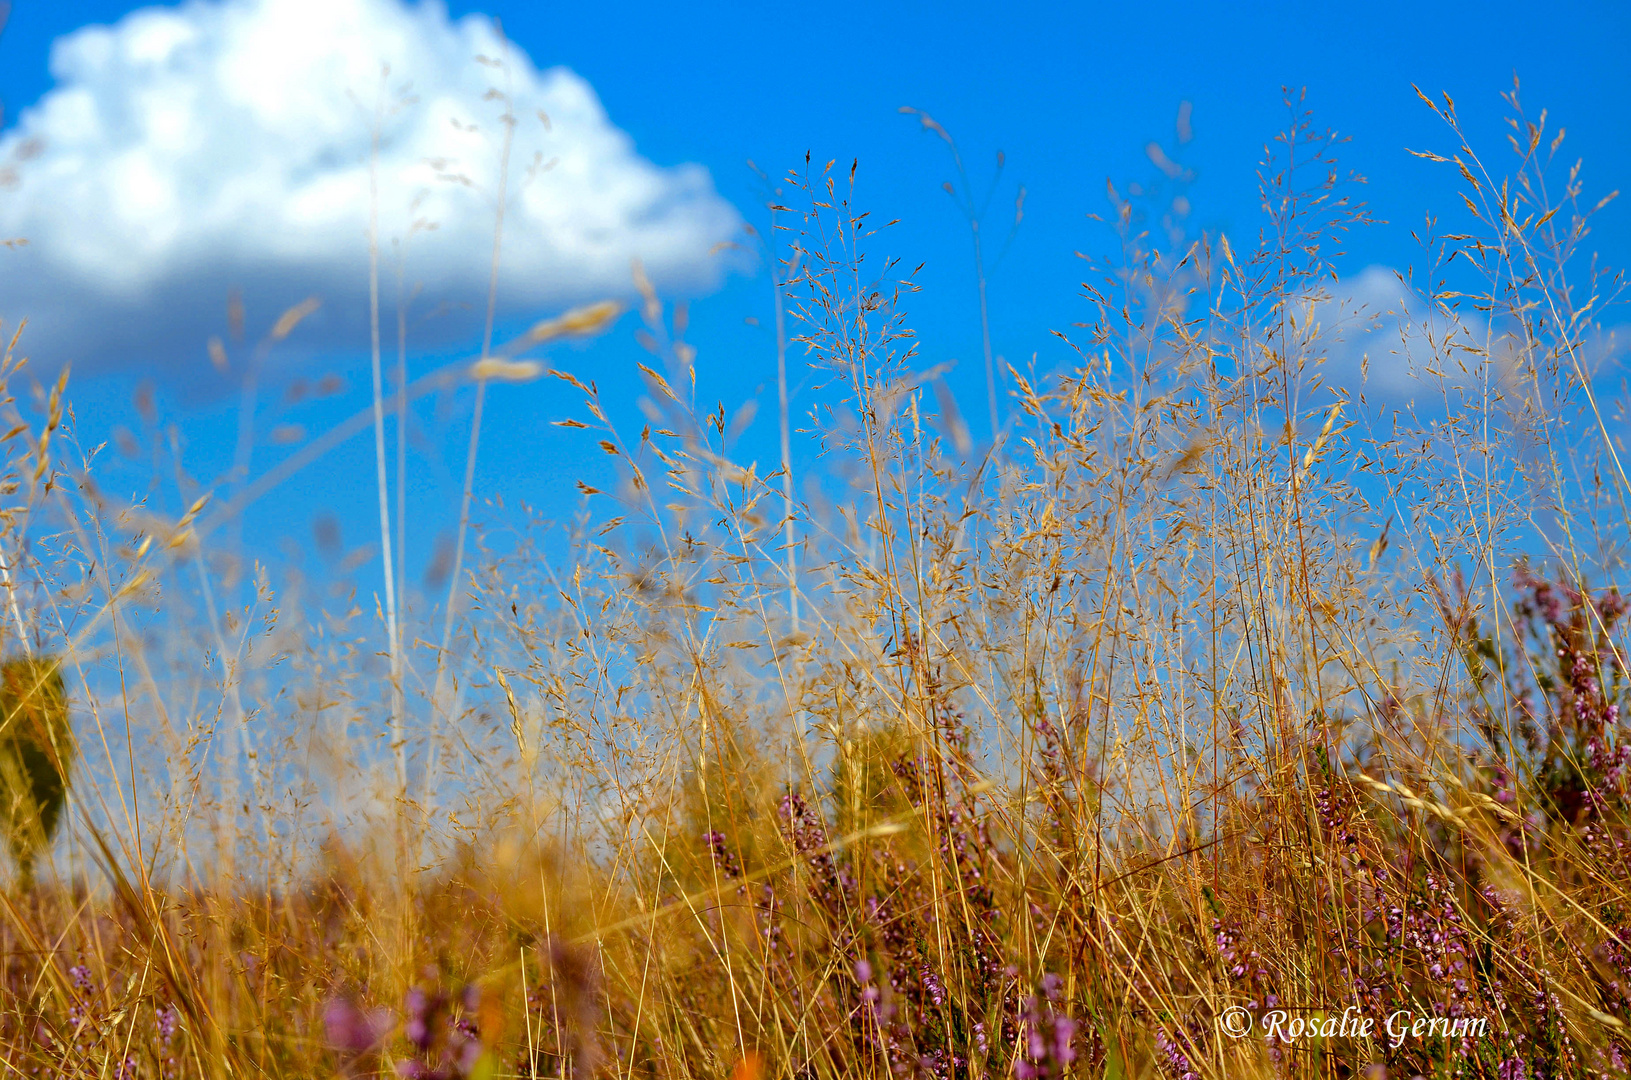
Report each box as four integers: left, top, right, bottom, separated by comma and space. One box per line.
1, 0, 1628, 604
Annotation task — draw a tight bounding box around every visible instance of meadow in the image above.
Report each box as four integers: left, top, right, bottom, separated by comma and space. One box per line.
1, 77, 1629, 1080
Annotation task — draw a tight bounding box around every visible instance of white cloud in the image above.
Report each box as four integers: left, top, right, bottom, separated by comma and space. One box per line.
1301, 267, 1625, 419
0, 0, 743, 369
1311, 266, 1509, 403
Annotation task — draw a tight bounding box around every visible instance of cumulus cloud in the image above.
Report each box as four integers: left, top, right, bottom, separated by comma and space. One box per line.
1312, 265, 1510, 403
0, 0, 742, 370
1296, 267, 1625, 424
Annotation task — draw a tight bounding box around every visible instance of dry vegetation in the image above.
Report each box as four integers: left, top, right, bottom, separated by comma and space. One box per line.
0, 76, 1629, 1080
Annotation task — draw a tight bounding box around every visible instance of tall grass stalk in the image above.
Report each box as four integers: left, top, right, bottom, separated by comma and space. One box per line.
366, 64, 405, 793
435, 28, 515, 722
902, 108, 1024, 442
749, 163, 803, 632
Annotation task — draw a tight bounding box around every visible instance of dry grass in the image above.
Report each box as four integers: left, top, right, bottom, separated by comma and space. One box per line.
0, 79, 1629, 1080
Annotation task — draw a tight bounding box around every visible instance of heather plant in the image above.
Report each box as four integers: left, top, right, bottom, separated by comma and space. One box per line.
1, 61, 1631, 1080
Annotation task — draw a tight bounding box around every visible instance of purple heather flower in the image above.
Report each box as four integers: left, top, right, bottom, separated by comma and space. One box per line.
385, 978, 488, 1080
1016, 978, 1077, 1079
404, 986, 435, 1051
703, 830, 743, 878
324, 996, 393, 1056
1154, 1028, 1199, 1080
922, 965, 946, 1006
156, 1004, 179, 1044
458, 1033, 483, 1074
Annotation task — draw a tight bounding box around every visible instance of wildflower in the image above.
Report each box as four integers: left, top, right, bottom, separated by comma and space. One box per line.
1153, 1028, 1199, 1080
155, 1005, 178, 1045
703, 829, 743, 879
151, 1003, 182, 1078
324, 995, 394, 1071
778, 790, 849, 913
1314, 778, 1358, 847
921, 965, 946, 1007
403, 985, 445, 1053
853, 957, 893, 1035
386, 978, 492, 1080
1015, 977, 1076, 1080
